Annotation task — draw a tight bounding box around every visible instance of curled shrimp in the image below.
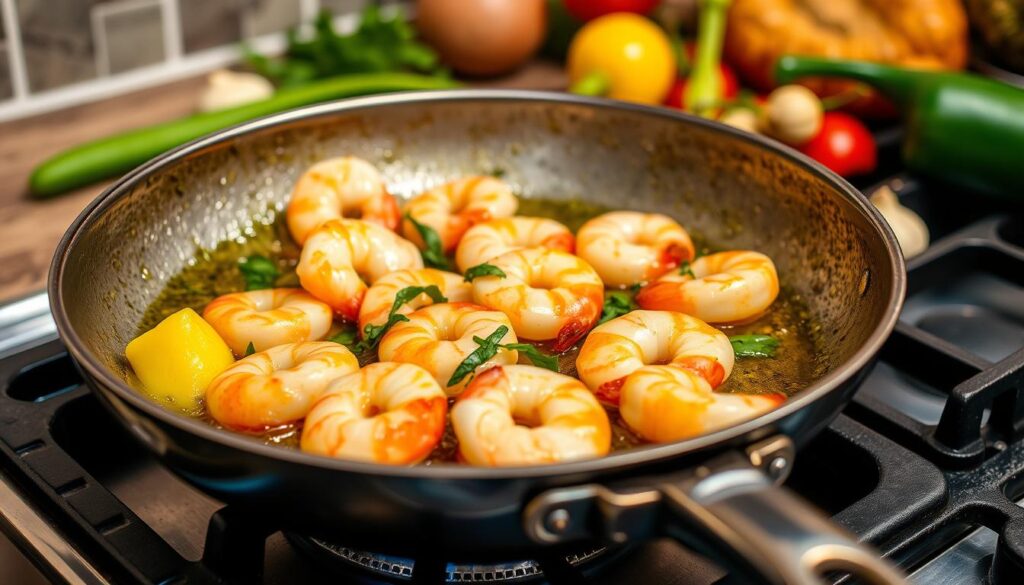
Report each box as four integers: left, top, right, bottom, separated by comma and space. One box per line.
296, 219, 422, 321
620, 365, 784, 442
357, 268, 471, 333
286, 156, 401, 245
576, 211, 695, 287
471, 248, 603, 351
378, 302, 518, 395
451, 365, 611, 466
300, 362, 448, 464
635, 251, 780, 323
575, 310, 734, 405
202, 288, 332, 356
205, 342, 359, 430
455, 217, 574, 272
402, 176, 518, 252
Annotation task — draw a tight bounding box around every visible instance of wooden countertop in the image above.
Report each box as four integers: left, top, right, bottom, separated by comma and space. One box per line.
0, 62, 566, 304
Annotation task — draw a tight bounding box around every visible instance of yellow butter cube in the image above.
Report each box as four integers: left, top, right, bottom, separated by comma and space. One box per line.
125, 308, 234, 414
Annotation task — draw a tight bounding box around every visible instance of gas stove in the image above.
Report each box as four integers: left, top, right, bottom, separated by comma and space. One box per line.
2, 140, 1024, 583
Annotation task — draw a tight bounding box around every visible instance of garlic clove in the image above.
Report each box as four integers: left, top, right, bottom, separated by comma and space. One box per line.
869, 186, 929, 259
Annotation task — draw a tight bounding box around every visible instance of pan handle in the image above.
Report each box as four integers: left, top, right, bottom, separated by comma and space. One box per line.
522, 436, 907, 585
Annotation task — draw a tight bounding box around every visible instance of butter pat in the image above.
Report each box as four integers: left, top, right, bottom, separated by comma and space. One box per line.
125, 308, 234, 413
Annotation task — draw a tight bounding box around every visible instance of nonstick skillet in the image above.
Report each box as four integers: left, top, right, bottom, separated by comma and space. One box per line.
49, 91, 907, 584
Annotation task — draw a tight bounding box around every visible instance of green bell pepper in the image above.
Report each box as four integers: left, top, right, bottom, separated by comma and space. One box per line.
775, 56, 1024, 199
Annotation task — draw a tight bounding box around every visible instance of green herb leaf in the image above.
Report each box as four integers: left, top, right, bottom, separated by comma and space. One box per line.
463, 263, 507, 282
730, 335, 780, 358
360, 285, 446, 349
679, 261, 696, 278
239, 255, 279, 291
328, 327, 359, 347
600, 290, 637, 324
488, 167, 507, 178
502, 343, 559, 372
404, 213, 449, 269
243, 6, 443, 88
244, 342, 256, 356
448, 325, 509, 387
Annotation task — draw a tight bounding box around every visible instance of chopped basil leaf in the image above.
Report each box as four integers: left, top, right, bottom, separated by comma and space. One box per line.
729, 335, 779, 358
600, 290, 637, 323
328, 327, 359, 347
463, 263, 507, 282
404, 213, 448, 269
244, 342, 256, 356
239, 255, 279, 291
361, 285, 446, 349
678, 261, 696, 278
502, 343, 559, 372
448, 325, 510, 387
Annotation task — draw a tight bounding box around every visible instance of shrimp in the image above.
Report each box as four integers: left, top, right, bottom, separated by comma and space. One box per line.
301, 362, 448, 464
455, 216, 574, 272
620, 365, 785, 442
202, 288, 332, 356
635, 251, 780, 323
451, 365, 611, 466
575, 310, 734, 405
357, 269, 471, 333
576, 211, 695, 287
205, 342, 359, 430
470, 248, 603, 351
402, 176, 518, 252
296, 219, 423, 321
378, 302, 518, 395
286, 156, 400, 245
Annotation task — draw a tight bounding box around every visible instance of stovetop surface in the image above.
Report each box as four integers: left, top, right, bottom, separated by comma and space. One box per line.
2, 145, 1024, 583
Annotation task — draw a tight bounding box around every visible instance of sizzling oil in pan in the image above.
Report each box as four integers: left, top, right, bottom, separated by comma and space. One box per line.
140, 199, 822, 461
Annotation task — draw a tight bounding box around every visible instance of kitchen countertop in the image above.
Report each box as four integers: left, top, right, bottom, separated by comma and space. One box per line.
0, 62, 566, 304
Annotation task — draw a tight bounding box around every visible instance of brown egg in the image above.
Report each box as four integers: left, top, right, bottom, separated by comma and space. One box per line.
416, 0, 547, 76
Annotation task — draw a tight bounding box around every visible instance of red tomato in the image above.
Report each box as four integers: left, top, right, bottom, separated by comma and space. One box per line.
563, 0, 660, 21
662, 63, 739, 109
799, 112, 877, 177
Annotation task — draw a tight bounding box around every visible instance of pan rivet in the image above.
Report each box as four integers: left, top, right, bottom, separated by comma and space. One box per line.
767, 456, 788, 478
547, 509, 571, 533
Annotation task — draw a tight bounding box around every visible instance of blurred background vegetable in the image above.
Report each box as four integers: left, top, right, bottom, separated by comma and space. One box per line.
416, 0, 547, 76
563, 0, 661, 21
798, 111, 877, 177
968, 0, 1024, 74
778, 56, 1024, 196
662, 41, 739, 109
567, 13, 676, 103
245, 5, 444, 88
683, 0, 730, 116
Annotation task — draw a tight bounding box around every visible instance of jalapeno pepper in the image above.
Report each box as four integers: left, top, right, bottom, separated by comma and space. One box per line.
776, 56, 1024, 199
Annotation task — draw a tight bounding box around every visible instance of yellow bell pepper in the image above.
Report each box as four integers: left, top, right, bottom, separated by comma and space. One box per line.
125, 308, 234, 414
567, 13, 676, 105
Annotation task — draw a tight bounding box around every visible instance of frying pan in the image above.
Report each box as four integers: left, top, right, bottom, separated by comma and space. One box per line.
49, 91, 907, 584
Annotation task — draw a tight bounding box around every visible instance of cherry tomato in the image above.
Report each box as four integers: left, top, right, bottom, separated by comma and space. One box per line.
563, 0, 660, 21
799, 112, 877, 177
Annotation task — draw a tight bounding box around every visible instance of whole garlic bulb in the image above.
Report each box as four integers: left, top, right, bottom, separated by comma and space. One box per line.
198, 70, 274, 112
870, 186, 929, 258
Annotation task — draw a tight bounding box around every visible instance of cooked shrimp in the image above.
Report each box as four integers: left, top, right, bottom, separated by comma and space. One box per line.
471, 248, 603, 351
575, 310, 734, 405
620, 365, 784, 442
455, 217, 574, 272
357, 269, 471, 333
576, 211, 695, 287
297, 219, 422, 321
287, 156, 400, 244
635, 251, 780, 323
205, 342, 359, 430
202, 288, 332, 356
378, 302, 518, 394
451, 365, 611, 466
402, 176, 518, 252
300, 362, 447, 464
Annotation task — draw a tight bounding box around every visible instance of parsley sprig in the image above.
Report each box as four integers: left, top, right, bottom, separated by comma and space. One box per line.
599, 290, 637, 323
678, 260, 696, 278
447, 325, 557, 386
463, 263, 506, 282
729, 335, 779, 358
244, 342, 256, 356
404, 213, 449, 269
239, 255, 279, 291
